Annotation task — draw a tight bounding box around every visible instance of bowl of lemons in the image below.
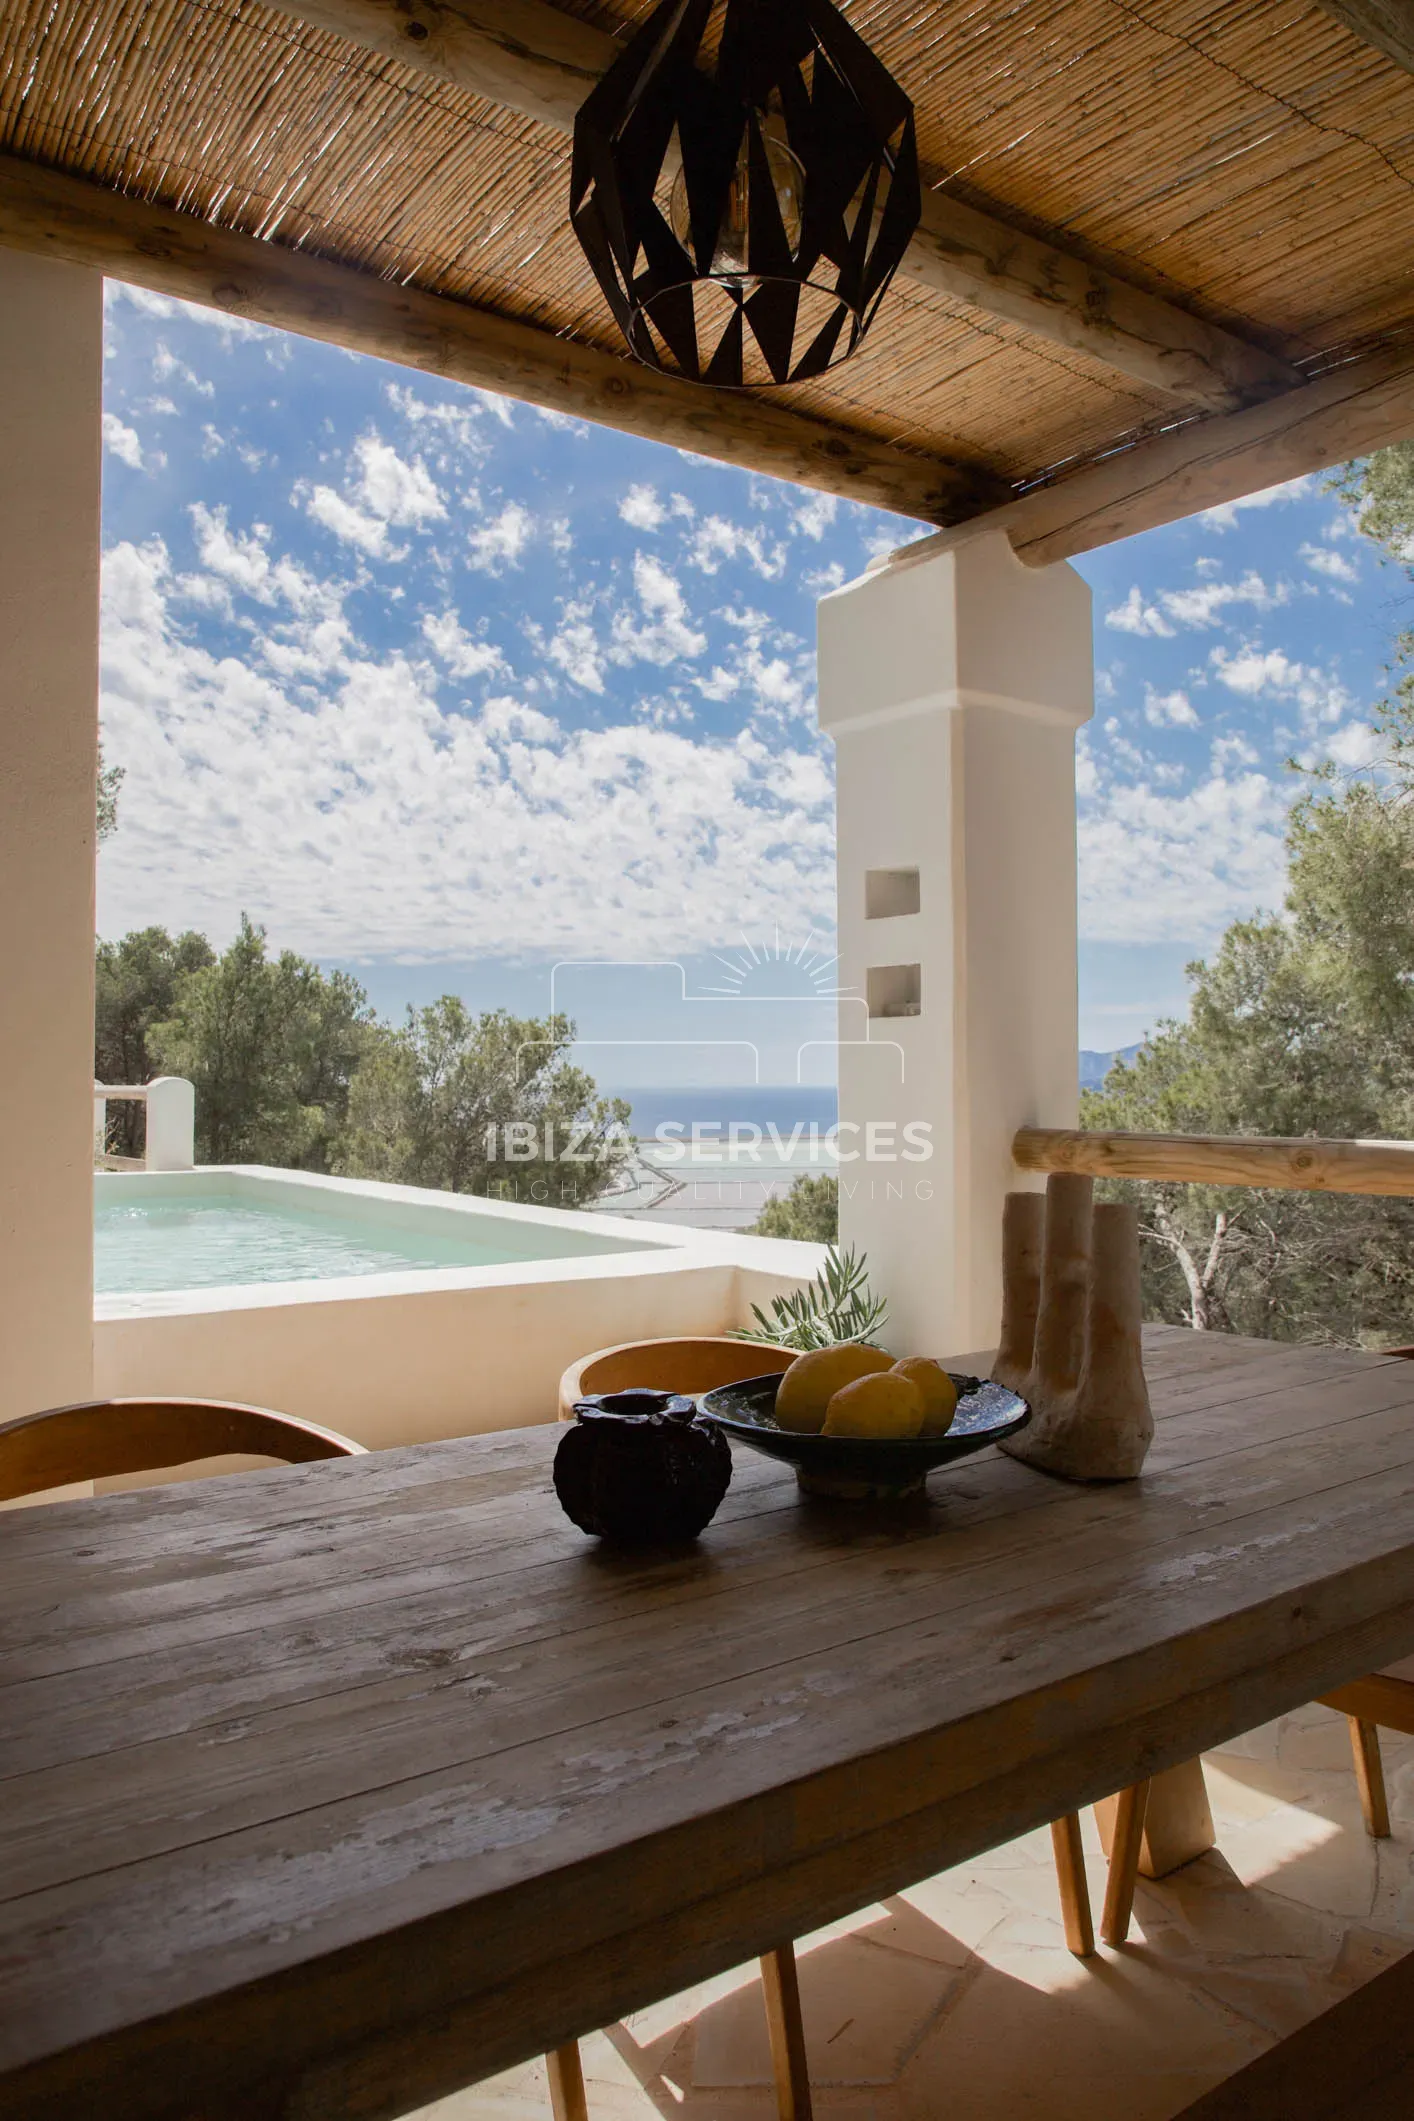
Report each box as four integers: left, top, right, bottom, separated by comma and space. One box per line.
699, 1344, 1029, 1500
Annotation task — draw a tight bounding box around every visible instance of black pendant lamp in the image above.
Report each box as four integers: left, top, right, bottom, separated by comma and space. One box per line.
570, 0, 921, 389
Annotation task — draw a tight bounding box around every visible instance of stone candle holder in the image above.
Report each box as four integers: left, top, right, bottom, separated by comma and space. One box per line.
996, 1175, 1153, 1481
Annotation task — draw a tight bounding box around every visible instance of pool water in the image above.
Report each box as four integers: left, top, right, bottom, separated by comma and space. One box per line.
95, 1192, 603, 1295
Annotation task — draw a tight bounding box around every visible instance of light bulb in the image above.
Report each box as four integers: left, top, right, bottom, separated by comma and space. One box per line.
670, 112, 804, 278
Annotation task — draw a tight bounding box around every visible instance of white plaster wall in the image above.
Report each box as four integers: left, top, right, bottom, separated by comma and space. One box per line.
0, 253, 102, 1421
91, 1243, 822, 1469
818, 531, 1091, 1357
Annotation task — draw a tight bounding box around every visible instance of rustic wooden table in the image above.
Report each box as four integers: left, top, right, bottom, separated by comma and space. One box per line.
5, 1329, 1414, 2121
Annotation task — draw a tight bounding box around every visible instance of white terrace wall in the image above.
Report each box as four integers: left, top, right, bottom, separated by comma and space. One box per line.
0, 252, 102, 1421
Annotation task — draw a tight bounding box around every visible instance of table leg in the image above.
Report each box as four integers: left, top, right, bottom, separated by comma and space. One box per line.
1101, 1779, 1151, 1948
1049, 1813, 1095, 1957
760, 1943, 814, 2121
1096, 1756, 1215, 1877
547, 2042, 588, 2121
1347, 1716, 1391, 1839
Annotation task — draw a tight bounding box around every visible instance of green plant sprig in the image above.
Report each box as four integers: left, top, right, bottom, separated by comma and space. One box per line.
734, 1243, 888, 1350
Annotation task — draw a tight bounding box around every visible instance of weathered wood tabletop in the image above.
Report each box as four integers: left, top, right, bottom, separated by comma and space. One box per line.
6, 1329, 1414, 2121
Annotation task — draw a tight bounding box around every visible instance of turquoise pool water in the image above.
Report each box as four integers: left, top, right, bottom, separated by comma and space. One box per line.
95, 1190, 621, 1295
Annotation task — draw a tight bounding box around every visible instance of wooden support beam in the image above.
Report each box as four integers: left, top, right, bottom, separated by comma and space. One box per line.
1013, 1125, 1414, 1197
884, 338, 1414, 566
0, 154, 991, 525
264, 0, 1299, 412
1313, 0, 1414, 74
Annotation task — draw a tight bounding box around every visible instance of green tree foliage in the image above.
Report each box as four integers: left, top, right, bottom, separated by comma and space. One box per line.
1083, 445, 1414, 1348
146, 916, 375, 1168
335, 999, 633, 1207
96, 741, 124, 844
751, 1172, 839, 1242
1332, 442, 1414, 754
1085, 782, 1414, 1345
95, 926, 215, 1156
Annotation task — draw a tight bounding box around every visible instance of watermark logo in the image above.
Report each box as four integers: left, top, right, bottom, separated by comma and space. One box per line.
484, 1119, 933, 1163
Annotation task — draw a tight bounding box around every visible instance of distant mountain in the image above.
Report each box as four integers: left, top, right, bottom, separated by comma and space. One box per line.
1079, 1042, 1144, 1090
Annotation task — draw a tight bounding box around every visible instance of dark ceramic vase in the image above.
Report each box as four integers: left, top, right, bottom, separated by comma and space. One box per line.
554, 1388, 732, 1544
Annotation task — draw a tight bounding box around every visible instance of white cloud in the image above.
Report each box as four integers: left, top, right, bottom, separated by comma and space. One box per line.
1158, 570, 1289, 628
303, 483, 389, 556
188, 504, 348, 625
1144, 685, 1200, 728
543, 602, 607, 693
1300, 541, 1360, 584
1209, 643, 1352, 735
793, 493, 838, 540
1209, 645, 1303, 697
421, 611, 508, 681
98, 537, 835, 958
152, 342, 213, 397
1079, 765, 1289, 944
298, 432, 444, 556
1105, 585, 1175, 637
1201, 474, 1317, 530
384, 383, 490, 460
612, 553, 707, 665
480, 694, 559, 743
619, 484, 666, 531
354, 435, 445, 528
468, 501, 532, 572
1211, 733, 1259, 771
1323, 720, 1381, 769
102, 413, 144, 470
804, 561, 847, 595
685, 515, 786, 579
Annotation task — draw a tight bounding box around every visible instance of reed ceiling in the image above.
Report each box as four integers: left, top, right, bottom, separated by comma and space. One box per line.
0, 0, 1411, 506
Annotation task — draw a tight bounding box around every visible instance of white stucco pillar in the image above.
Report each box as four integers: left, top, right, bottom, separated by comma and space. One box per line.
0, 252, 103, 1420
817, 530, 1092, 1358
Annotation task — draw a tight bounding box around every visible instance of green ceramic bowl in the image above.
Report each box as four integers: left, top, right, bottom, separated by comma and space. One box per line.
699, 1369, 1029, 1501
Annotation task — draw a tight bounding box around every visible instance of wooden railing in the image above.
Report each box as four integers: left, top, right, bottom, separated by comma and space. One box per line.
1014, 1127, 1414, 1198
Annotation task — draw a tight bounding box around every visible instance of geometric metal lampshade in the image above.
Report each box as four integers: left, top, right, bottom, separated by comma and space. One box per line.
570, 0, 920, 389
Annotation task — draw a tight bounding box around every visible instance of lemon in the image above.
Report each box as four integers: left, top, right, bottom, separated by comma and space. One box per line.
890, 1357, 958, 1437
774, 1343, 894, 1433
822, 1371, 925, 1439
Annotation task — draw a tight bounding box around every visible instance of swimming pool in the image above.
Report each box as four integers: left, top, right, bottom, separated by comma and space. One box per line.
94, 1171, 666, 1296
90, 1166, 822, 1450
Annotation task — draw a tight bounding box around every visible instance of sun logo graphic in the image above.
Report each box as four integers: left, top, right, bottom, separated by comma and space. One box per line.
700, 929, 849, 1004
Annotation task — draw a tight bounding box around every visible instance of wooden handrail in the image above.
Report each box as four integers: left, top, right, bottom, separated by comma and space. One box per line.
1014, 1127, 1414, 1198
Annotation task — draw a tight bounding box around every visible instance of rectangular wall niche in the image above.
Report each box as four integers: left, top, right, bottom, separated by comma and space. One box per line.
867, 964, 921, 1019
865, 867, 920, 920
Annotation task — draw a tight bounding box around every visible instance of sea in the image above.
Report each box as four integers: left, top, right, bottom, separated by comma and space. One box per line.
597, 1058, 1132, 1231
598, 1086, 840, 1231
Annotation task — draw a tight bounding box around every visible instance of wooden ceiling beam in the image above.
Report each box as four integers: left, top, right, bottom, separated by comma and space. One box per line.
880, 339, 1414, 568
0, 153, 994, 525
263, 0, 1301, 414
1313, 1, 1414, 73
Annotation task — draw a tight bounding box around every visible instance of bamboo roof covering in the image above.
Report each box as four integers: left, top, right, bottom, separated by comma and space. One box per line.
1, 0, 1412, 532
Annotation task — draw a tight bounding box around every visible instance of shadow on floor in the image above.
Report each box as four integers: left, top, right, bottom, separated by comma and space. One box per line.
425, 1708, 1414, 2120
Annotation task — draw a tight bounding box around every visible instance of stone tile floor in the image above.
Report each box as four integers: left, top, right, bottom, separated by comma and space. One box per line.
418, 1705, 1414, 2121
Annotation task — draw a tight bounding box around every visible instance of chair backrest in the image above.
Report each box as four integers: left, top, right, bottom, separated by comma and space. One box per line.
0, 1397, 366, 1503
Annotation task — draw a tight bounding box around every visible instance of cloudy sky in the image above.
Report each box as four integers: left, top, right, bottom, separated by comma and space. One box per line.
97, 283, 1404, 1077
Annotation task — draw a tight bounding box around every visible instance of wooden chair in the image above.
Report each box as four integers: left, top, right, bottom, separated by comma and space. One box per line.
1312, 1347, 1414, 1841
0, 1394, 367, 1501
1317, 1663, 1414, 1840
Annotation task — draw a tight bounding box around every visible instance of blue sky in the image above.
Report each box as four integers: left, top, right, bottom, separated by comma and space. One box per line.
97, 283, 1406, 1077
